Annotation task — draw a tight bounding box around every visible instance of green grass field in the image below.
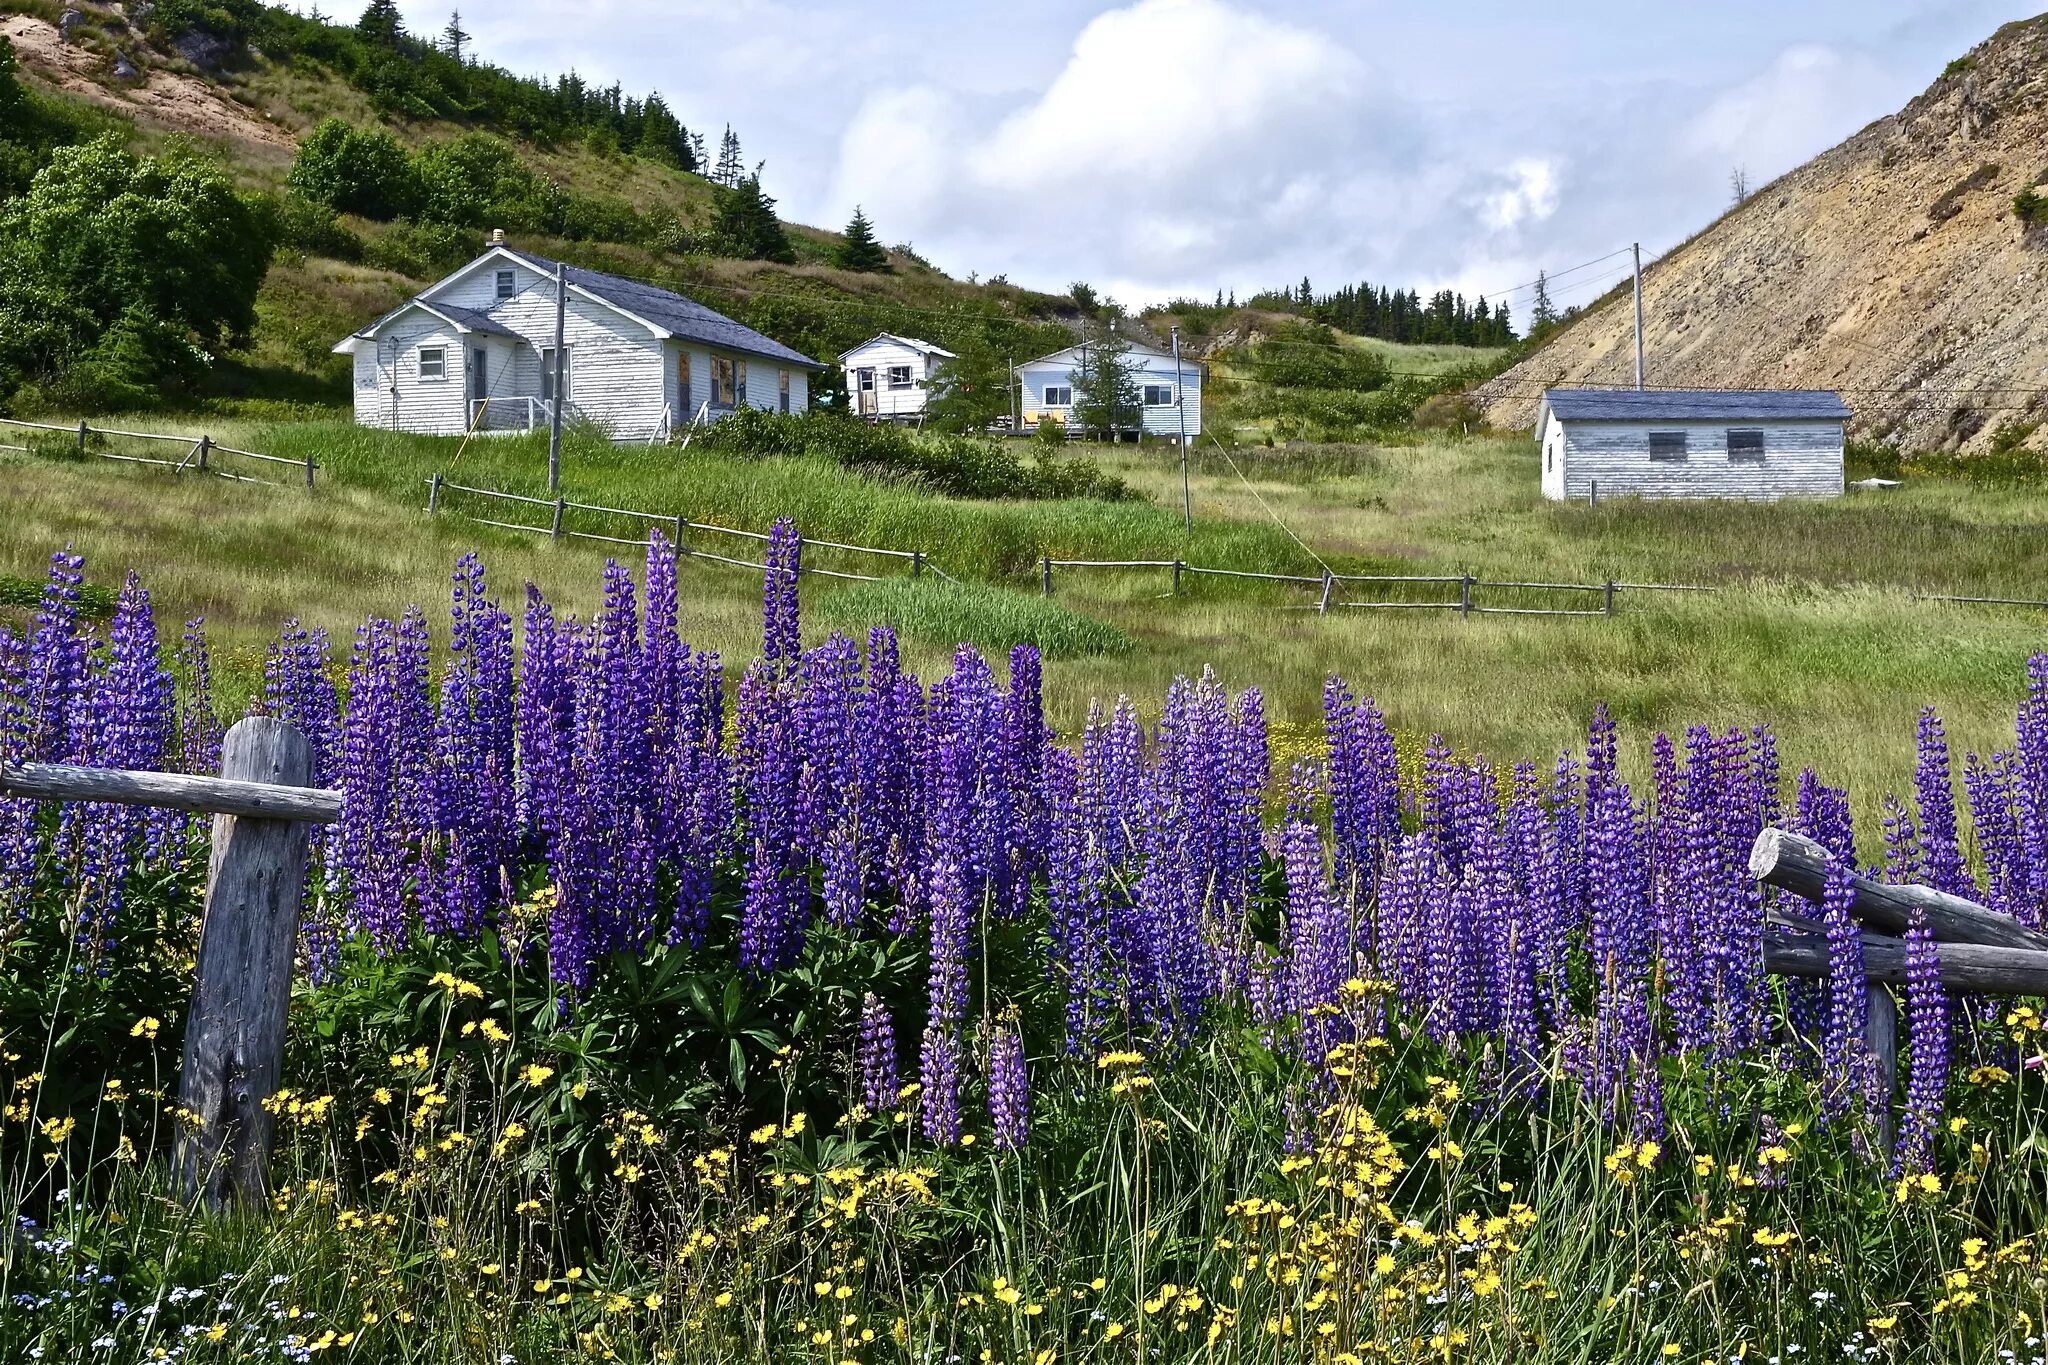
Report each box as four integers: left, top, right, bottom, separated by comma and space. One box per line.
3, 414, 2044, 828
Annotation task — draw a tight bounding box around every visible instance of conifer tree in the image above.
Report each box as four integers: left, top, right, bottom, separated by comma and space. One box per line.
712, 125, 743, 188
710, 173, 794, 263
1530, 271, 1558, 332
442, 10, 469, 60
833, 205, 890, 273
357, 0, 404, 46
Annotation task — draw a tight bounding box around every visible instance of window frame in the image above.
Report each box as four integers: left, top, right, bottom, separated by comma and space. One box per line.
712, 355, 737, 408
1043, 384, 1073, 407
494, 269, 516, 300
1647, 430, 1689, 462
417, 345, 448, 382
1142, 383, 1174, 407
539, 346, 572, 403
885, 364, 915, 391
1726, 428, 1766, 462
779, 369, 791, 413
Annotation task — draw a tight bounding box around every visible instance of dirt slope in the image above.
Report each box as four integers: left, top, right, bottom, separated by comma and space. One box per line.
1475, 14, 2048, 452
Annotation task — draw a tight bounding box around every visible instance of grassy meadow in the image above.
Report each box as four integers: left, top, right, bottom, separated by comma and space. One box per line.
3, 413, 2045, 824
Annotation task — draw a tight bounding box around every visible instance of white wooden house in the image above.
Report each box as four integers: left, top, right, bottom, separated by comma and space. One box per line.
1018, 341, 1203, 441
1537, 389, 1849, 501
332, 234, 824, 441
838, 334, 956, 421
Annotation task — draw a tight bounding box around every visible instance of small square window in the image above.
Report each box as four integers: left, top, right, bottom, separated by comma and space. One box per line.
712, 356, 737, 407
495, 270, 515, 300
1727, 429, 1765, 461
1143, 384, 1173, 406
886, 365, 914, 390
418, 345, 446, 381
1043, 384, 1072, 407
540, 347, 571, 402
1648, 431, 1688, 461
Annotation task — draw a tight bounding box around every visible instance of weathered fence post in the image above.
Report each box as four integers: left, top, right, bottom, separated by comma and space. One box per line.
911, 550, 924, 580
174, 717, 317, 1210
77, 418, 89, 452
1171, 559, 1183, 596
1318, 569, 1334, 615
675, 515, 690, 556
1459, 575, 1474, 618
1590, 479, 1599, 507
1040, 555, 1054, 598
1603, 579, 1616, 616
198, 435, 211, 473
551, 496, 567, 539
1865, 986, 1899, 1156
427, 472, 443, 513
303, 450, 315, 490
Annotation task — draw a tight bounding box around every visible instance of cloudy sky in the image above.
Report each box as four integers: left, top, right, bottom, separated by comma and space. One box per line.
393, 0, 2037, 313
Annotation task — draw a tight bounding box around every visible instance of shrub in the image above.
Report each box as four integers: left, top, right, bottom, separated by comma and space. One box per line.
270, 191, 364, 261
1034, 413, 1066, 448
363, 219, 476, 277
287, 117, 419, 220
2016, 187, 2048, 228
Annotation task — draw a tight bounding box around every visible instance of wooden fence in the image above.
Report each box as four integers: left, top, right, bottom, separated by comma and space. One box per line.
1, 416, 317, 487
425, 475, 954, 584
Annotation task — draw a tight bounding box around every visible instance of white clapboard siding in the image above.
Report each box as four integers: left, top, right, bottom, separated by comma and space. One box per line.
488, 289, 664, 440
1550, 419, 1845, 500
351, 320, 469, 436
842, 338, 943, 418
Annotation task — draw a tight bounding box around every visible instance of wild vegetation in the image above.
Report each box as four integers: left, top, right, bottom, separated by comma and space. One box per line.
6, 536, 2048, 1364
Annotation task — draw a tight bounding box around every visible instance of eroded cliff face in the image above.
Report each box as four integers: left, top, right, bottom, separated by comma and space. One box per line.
1476, 15, 2048, 454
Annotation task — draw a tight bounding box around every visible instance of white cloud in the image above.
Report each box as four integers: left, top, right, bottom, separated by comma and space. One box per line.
1680, 45, 1894, 184
1481, 158, 1562, 232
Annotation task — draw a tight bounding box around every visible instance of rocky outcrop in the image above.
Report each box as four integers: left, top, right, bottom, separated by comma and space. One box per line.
1474, 15, 2048, 454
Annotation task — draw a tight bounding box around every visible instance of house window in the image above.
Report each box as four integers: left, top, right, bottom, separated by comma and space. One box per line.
418, 345, 447, 381
736, 358, 748, 405
1648, 431, 1688, 461
1143, 384, 1173, 407
779, 369, 791, 413
677, 352, 692, 414
539, 347, 571, 403
495, 269, 515, 300
886, 365, 914, 390
1727, 428, 1766, 461
712, 356, 737, 407
1043, 384, 1073, 407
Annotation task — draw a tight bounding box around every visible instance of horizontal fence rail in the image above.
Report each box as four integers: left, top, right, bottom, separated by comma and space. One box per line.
425, 474, 954, 584
1, 417, 316, 487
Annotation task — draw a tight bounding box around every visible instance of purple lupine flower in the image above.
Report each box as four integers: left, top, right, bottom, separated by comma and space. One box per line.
1046, 744, 1109, 1051
1325, 677, 1400, 913
986, 1019, 1030, 1151
423, 556, 517, 940
1896, 904, 1950, 1174
1914, 707, 1971, 899
1818, 855, 1873, 1121
761, 518, 801, 676
1879, 795, 1919, 885
2013, 654, 2048, 927
856, 992, 898, 1116
918, 1024, 961, 1146
261, 620, 339, 787
925, 854, 971, 1031
1964, 752, 2033, 927
175, 618, 223, 778
736, 658, 804, 975
1280, 818, 1348, 1069
1793, 768, 1855, 865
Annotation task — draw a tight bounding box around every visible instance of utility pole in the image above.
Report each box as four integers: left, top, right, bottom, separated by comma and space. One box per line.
547, 260, 567, 492
1632, 242, 1644, 392
1171, 325, 1190, 535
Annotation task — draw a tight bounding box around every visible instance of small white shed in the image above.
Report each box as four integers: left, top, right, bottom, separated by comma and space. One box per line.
838, 334, 956, 421
1537, 389, 1850, 501
1018, 341, 1203, 442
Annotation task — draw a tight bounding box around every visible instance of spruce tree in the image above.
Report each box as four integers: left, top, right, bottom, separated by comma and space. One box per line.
1071, 338, 1143, 440
1530, 271, 1557, 332
357, 0, 404, 46
710, 173, 794, 263
712, 125, 743, 188
442, 10, 469, 60
833, 205, 890, 273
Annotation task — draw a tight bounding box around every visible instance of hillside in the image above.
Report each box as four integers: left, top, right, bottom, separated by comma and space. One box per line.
0, 0, 1089, 406
1475, 13, 2048, 454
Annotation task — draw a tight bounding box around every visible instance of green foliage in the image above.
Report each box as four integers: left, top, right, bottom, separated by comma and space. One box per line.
1243, 322, 1391, 390
922, 341, 1011, 433
361, 218, 475, 277
0, 34, 117, 198
709, 175, 795, 263
0, 136, 279, 407
1034, 411, 1066, 447
2015, 186, 2048, 227
1943, 54, 1979, 78
287, 117, 421, 220
1070, 337, 1143, 437
832, 205, 890, 273
271, 192, 365, 262
814, 578, 1133, 659
699, 407, 1134, 502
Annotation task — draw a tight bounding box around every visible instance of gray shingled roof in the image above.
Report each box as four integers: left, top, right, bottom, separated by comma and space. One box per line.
509, 250, 823, 370
346, 298, 522, 341
1543, 389, 1851, 421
